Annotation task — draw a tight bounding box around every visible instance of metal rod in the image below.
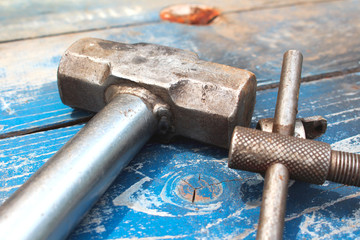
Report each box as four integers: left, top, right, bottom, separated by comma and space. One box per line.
257, 50, 303, 240
256, 163, 290, 240
0, 94, 158, 240
273, 50, 303, 136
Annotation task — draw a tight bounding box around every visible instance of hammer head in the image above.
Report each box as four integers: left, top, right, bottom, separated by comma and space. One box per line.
57, 38, 256, 148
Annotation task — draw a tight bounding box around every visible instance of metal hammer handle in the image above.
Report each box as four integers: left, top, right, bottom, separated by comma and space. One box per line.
0, 94, 157, 240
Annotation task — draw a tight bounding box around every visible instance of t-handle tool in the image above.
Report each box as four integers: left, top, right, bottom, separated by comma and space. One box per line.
231, 50, 302, 239
259, 50, 302, 239
229, 50, 360, 239
0, 38, 256, 240
229, 126, 360, 239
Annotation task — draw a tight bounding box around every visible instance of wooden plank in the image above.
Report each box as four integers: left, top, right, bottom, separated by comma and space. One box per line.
1, 0, 359, 137
0, 82, 91, 138
253, 73, 360, 145
1, 73, 360, 239
0, 124, 84, 202
0, 0, 333, 42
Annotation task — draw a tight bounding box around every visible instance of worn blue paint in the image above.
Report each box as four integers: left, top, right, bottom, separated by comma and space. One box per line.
0, 1, 161, 42
1, 74, 360, 239
1, 29, 359, 138
0, 82, 92, 137
69, 139, 259, 239
253, 73, 360, 144
0, 124, 82, 200
0, 68, 5, 79
1, 126, 359, 239
1, 0, 319, 43
0, 0, 359, 138
50, 55, 62, 66
1, 1, 360, 238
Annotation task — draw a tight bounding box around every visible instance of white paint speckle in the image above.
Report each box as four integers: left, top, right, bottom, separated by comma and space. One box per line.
322, 181, 330, 186
161, 172, 173, 179
160, 144, 180, 151
0, 97, 15, 115
113, 234, 189, 240
245, 175, 263, 186
331, 134, 360, 153
205, 208, 244, 230
95, 225, 106, 233
298, 208, 360, 239
286, 191, 360, 222
113, 177, 174, 217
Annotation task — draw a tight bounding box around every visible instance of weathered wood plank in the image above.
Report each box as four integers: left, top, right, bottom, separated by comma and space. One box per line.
0, 82, 91, 138
253, 73, 360, 145
1, 0, 359, 137
1, 73, 359, 239
0, 0, 335, 42
0, 124, 84, 201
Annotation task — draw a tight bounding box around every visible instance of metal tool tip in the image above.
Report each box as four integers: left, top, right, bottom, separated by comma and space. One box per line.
284, 50, 303, 59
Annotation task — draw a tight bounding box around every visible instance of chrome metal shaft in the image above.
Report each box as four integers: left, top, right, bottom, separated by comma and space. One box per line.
257, 50, 303, 240
273, 50, 303, 136
0, 94, 158, 240
257, 163, 289, 240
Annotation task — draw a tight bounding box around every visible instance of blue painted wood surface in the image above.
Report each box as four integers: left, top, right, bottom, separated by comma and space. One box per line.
1, 0, 359, 138
0, 0, 328, 42
1, 73, 360, 239
1, 0, 360, 239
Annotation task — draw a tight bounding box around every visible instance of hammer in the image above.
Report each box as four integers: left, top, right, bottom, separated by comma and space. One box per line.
0, 38, 256, 240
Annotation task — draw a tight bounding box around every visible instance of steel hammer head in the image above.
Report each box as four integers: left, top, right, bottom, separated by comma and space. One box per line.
57, 38, 256, 148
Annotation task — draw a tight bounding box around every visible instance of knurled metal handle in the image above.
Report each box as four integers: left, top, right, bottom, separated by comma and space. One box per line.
229, 126, 360, 187
229, 126, 331, 184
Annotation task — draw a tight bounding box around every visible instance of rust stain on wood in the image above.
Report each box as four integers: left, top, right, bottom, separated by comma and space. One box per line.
176, 175, 223, 203
160, 4, 220, 25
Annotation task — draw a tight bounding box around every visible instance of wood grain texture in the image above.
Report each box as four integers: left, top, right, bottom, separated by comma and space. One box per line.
0, 82, 91, 138
1, 73, 359, 239
253, 73, 360, 145
1, 0, 359, 239
0, 0, 335, 42
0, 124, 83, 202
1, 0, 359, 138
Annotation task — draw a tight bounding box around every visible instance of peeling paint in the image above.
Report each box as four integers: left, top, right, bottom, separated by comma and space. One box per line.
297, 208, 360, 239
286, 192, 360, 222
204, 208, 244, 230
94, 225, 106, 233
331, 134, 360, 153
113, 234, 189, 240
0, 97, 15, 115
113, 177, 175, 217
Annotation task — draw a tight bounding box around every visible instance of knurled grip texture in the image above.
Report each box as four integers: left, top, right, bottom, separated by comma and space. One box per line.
228, 126, 332, 184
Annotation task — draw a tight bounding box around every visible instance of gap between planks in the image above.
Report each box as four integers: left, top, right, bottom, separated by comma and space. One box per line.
0, 20, 159, 44
225, 0, 343, 14
1, 69, 359, 140
0, 116, 92, 140
0, 0, 344, 44
258, 66, 360, 91
0, 0, 360, 138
